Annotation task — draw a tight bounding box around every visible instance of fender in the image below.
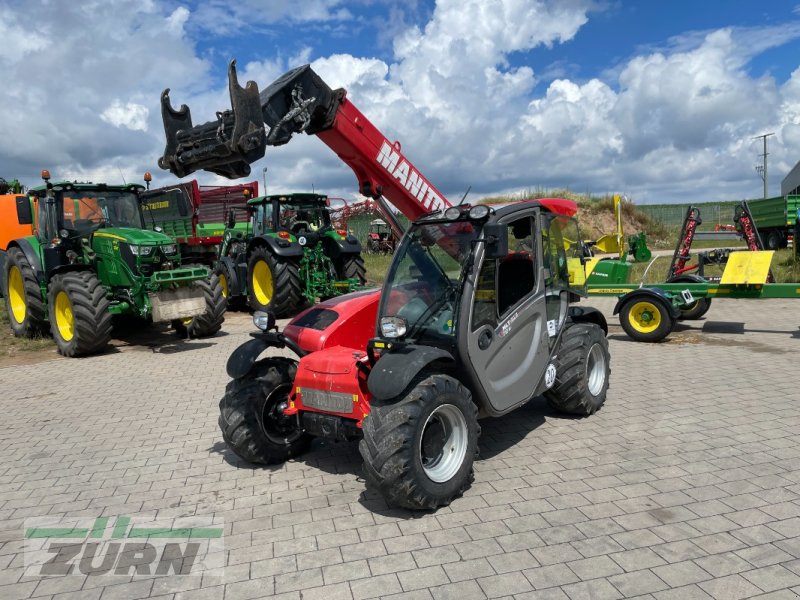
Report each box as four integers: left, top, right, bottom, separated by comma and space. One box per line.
226, 332, 308, 379
218, 256, 242, 297
324, 234, 363, 259
567, 306, 608, 335
613, 287, 681, 318
367, 345, 454, 401
247, 235, 304, 259
666, 273, 705, 284
8, 239, 44, 283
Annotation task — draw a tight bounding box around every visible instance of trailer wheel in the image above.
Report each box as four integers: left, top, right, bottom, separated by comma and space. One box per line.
360, 374, 479, 510
545, 323, 610, 416
247, 246, 302, 316
667, 275, 712, 321
765, 230, 783, 250
619, 296, 674, 343
218, 357, 311, 464
48, 271, 112, 357
174, 271, 226, 338
4, 247, 46, 337
339, 254, 367, 285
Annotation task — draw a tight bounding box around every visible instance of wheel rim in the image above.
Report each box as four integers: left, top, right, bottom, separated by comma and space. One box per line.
218, 272, 228, 298
260, 383, 304, 445
252, 259, 273, 306
628, 301, 661, 334
8, 266, 26, 324
419, 404, 468, 484
586, 343, 607, 396
54, 291, 75, 341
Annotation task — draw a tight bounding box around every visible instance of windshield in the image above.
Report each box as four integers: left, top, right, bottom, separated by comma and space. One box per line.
379, 220, 481, 341
278, 202, 330, 234
61, 190, 143, 231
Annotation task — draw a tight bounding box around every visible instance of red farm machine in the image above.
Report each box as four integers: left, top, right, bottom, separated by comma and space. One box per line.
158, 61, 611, 509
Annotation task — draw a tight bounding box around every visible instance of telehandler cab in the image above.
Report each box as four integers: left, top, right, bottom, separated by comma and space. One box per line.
158, 61, 610, 509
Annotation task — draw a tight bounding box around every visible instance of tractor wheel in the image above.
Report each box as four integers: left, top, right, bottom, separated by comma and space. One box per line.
218, 357, 311, 464
545, 323, 610, 416
174, 271, 226, 338
765, 230, 782, 250
619, 296, 674, 343
4, 247, 46, 337
360, 374, 479, 510
369, 240, 380, 254
215, 261, 245, 311
47, 271, 112, 357
339, 254, 367, 285
247, 246, 302, 316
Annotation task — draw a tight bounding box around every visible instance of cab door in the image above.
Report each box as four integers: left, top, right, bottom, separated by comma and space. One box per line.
463, 212, 551, 414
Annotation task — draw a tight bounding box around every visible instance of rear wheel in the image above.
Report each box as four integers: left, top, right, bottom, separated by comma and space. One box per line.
545, 323, 610, 416
47, 271, 112, 357
247, 246, 302, 316
619, 296, 674, 343
765, 230, 782, 250
218, 358, 311, 464
360, 374, 479, 510
173, 271, 226, 338
339, 254, 366, 285
4, 247, 46, 337
667, 275, 712, 320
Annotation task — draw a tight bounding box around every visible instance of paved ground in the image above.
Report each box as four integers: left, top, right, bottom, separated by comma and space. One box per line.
1, 296, 799, 600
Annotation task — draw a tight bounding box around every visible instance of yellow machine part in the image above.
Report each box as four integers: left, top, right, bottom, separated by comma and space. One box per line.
720, 250, 774, 284
583, 256, 603, 277
592, 234, 621, 255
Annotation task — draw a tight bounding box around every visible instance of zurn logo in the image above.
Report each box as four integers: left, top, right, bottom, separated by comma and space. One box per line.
24, 516, 224, 577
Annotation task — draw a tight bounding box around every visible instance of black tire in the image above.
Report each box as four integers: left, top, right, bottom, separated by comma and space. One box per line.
360, 374, 479, 510
765, 230, 782, 251
545, 323, 610, 416
619, 296, 674, 343
175, 271, 226, 338
47, 271, 112, 357
339, 254, 366, 285
4, 247, 46, 337
247, 246, 302, 316
218, 358, 312, 464
215, 261, 245, 311
368, 240, 380, 254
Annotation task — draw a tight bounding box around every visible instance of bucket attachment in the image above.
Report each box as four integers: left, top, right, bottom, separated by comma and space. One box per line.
158, 61, 342, 180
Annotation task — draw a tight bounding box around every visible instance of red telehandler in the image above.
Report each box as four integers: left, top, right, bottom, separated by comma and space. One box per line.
159, 61, 611, 509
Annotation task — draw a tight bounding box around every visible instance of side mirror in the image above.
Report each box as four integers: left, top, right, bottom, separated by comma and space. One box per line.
15, 196, 33, 225
227, 208, 236, 229
482, 223, 508, 258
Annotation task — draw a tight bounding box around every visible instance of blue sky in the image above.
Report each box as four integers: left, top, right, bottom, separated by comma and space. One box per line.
2, 1, 800, 204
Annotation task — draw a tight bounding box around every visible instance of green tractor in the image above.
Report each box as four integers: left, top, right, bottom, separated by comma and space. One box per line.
1, 172, 226, 356
216, 193, 366, 315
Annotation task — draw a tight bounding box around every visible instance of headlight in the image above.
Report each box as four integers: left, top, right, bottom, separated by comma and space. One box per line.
253, 311, 276, 331
444, 207, 461, 220
161, 244, 177, 255
380, 316, 407, 338
129, 245, 154, 256
468, 205, 490, 219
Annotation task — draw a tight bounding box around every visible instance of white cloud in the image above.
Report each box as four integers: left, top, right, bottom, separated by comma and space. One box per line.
100, 101, 150, 131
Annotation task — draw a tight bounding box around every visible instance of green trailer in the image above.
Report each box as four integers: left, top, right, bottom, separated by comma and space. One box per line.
586, 251, 799, 342
746, 194, 800, 249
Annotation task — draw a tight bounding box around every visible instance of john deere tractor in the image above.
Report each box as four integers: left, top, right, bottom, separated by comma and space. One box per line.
0, 172, 225, 356
216, 193, 366, 315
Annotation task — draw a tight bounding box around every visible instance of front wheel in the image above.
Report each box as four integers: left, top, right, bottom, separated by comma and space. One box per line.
47, 271, 112, 357
218, 358, 311, 464
545, 323, 610, 416
247, 247, 302, 316
619, 296, 674, 343
360, 374, 479, 510
174, 272, 226, 338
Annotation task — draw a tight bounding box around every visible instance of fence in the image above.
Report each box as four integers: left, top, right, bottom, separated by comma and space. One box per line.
637, 201, 743, 230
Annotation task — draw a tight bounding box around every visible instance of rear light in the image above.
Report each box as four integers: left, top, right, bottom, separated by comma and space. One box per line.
277, 231, 291, 239
337, 229, 347, 237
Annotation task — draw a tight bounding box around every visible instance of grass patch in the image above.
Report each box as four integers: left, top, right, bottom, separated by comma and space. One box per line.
0, 299, 54, 355
363, 253, 393, 286
625, 249, 799, 284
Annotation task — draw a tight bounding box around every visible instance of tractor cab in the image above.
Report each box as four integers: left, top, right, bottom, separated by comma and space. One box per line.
374, 200, 590, 415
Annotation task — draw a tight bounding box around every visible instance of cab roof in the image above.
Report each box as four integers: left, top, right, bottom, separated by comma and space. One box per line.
246, 192, 328, 206
29, 181, 145, 197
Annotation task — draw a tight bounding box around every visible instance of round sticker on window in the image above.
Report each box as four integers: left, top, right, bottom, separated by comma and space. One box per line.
544, 363, 557, 389
298, 236, 307, 246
